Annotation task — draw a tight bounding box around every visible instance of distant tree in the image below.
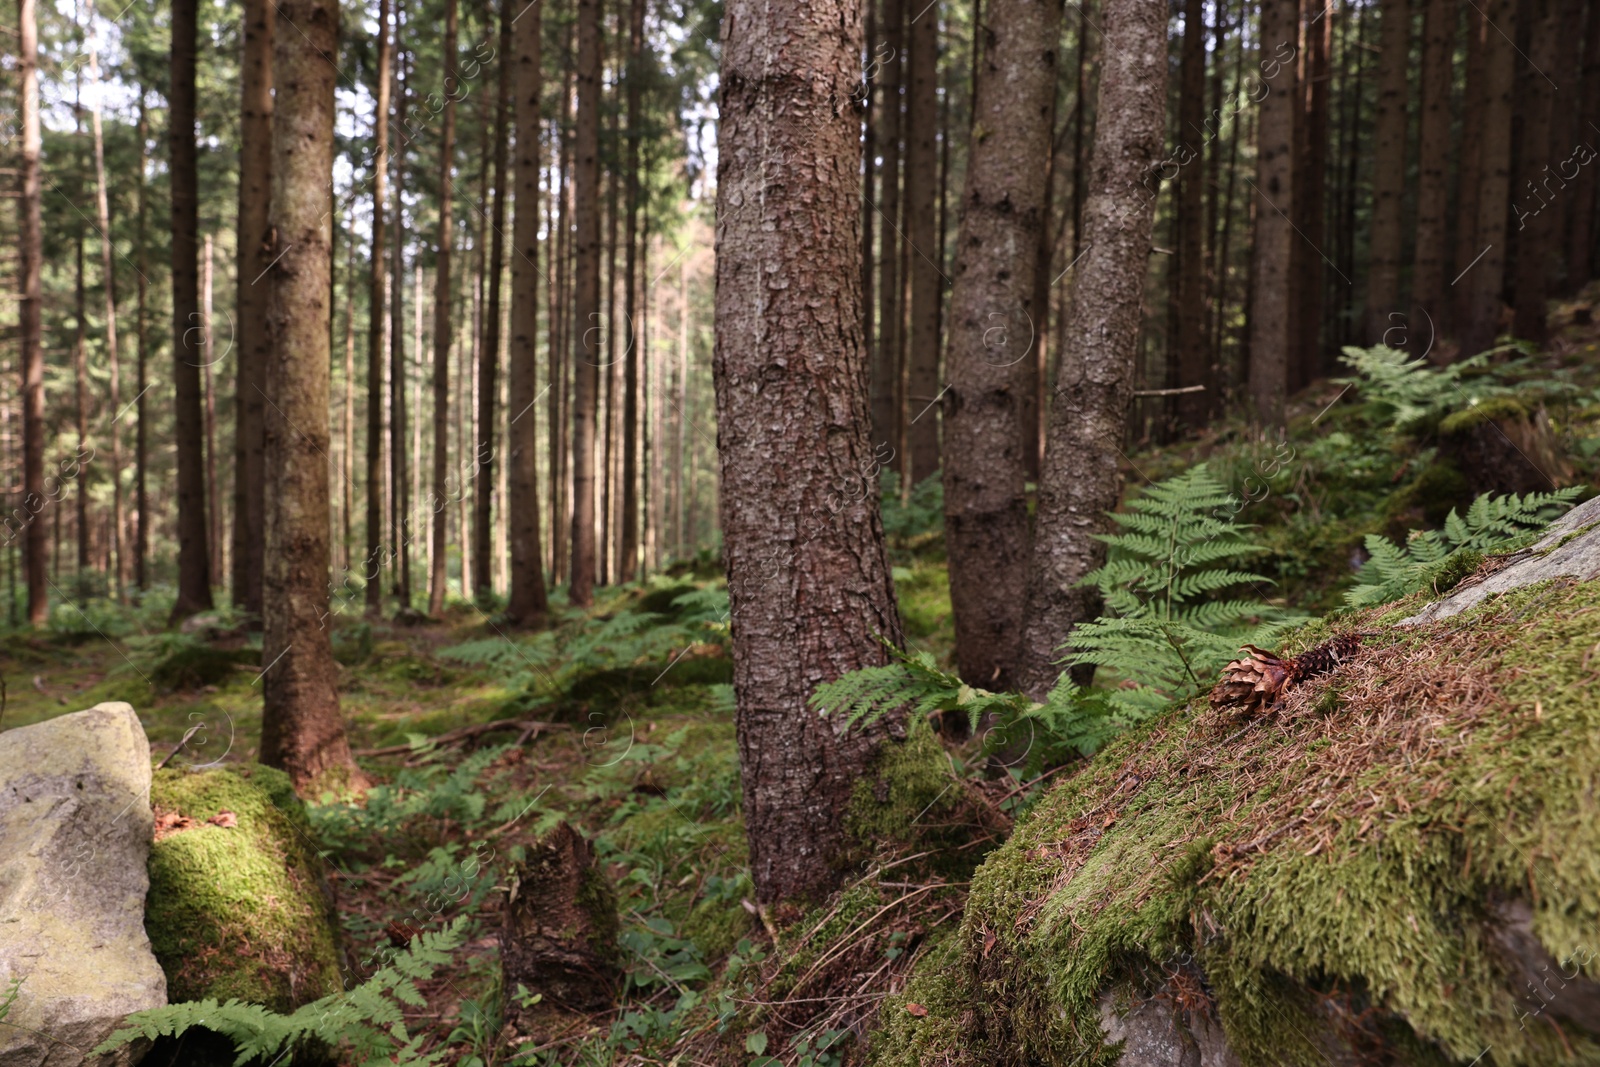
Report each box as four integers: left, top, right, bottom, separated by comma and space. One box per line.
1364, 0, 1408, 347
428, 0, 460, 617
1513, 0, 1560, 345
87, 41, 125, 596
1249, 0, 1297, 423
1174, 0, 1207, 425
569, 0, 602, 607
474, 0, 511, 601
19, 0, 45, 625
905, 0, 941, 483
874, 0, 906, 470
365, 0, 391, 617
1464, 0, 1516, 357
619, 0, 645, 583
1411, 0, 1452, 325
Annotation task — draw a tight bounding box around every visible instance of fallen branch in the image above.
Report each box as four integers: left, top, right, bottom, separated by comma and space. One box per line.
354, 718, 568, 758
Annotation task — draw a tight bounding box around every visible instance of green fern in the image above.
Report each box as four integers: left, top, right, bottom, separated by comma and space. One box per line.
1064, 463, 1303, 716
1346, 488, 1582, 607
809, 641, 1033, 737
94, 919, 470, 1067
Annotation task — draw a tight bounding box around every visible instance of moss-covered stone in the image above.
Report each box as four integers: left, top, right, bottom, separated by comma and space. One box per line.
145, 764, 343, 1010
873, 579, 1600, 1066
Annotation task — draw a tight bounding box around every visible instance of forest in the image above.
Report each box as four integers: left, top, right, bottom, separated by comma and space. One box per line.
3, 0, 1600, 1061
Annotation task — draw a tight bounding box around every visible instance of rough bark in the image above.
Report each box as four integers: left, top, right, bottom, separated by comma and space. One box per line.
365, 0, 391, 617
501, 823, 619, 1015
1512, 0, 1560, 344
18, 0, 44, 625
569, 0, 601, 607
475, 0, 511, 601
170, 0, 213, 622
259, 0, 367, 794
1015, 0, 1165, 700
1363, 0, 1408, 346
1247, 0, 1297, 424
1410, 0, 1452, 326
507, 0, 550, 626
941, 0, 1063, 693
714, 0, 908, 902
233, 0, 273, 620
873, 0, 906, 465
1463, 0, 1517, 356
905, 0, 941, 483
429, 0, 460, 617
620, 0, 644, 583
1175, 0, 1206, 427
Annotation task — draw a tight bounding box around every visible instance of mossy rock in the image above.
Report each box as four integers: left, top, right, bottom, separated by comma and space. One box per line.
635, 583, 701, 616
873, 578, 1600, 1066
145, 764, 344, 1011
150, 642, 257, 691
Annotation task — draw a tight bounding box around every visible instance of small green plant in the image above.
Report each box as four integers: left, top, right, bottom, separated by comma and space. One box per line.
94, 919, 470, 1067
1345, 488, 1583, 607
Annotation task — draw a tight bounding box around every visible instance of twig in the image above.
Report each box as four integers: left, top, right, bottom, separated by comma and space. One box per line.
353, 718, 567, 757
156, 724, 205, 770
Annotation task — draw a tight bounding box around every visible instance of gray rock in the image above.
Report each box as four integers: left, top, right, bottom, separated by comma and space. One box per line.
0, 703, 166, 1067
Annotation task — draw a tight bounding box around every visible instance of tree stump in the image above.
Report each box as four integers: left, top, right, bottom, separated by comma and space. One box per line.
501, 821, 619, 1014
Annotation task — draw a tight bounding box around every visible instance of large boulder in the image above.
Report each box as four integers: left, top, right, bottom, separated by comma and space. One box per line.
874, 515, 1600, 1066
144, 765, 343, 1010
0, 703, 166, 1067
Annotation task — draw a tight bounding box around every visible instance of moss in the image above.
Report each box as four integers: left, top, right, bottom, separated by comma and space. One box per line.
146, 764, 344, 1010
1439, 396, 1531, 437
844, 715, 974, 878
872, 579, 1600, 1066
870, 932, 987, 1067
150, 642, 256, 691
682, 894, 754, 960
576, 858, 622, 968
1385, 460, 1471, 529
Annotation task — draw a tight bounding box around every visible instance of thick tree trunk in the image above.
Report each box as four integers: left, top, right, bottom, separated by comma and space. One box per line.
874, 0, 906, 467
715, 0, 908, 903
1363, 0, 1408, 345
569, 0, 601, 607
1175, 0, 1206, 427
1411, 0, 1452, 326
1247, 0, 1297, 424
18, 0, 45, 625
429, 0, 459, 617
233, 0, 272, 620
1015, 0, 1165, 700
905, 0, 941, 483
170, 0, 213, 621
507, 0, 550, 626
1512, 0, 1560, 343
88, 45, 124, 598
365, 0, 391, 617
1463, 0, 1517, 356
941, 0, 1063, 693
135, 92, 150, 596
260, 0, 367, 794
475, 0, 511, 600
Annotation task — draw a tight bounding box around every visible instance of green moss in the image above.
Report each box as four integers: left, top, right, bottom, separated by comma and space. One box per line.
150, 642, 257, 691
576, 857, 622, 966
1439, 396, 1531, 436
844, 715, 973, 878
682, 894, 754, 960
872, 579, 1600, 1066
146, 764, 344, 1011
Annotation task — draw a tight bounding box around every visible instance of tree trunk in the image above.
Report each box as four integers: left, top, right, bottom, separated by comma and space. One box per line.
1015, 0, 1165, 700
1566, 0, 1600, 291
1512, 0, 1560, 343
429, 0, 459, 617
905, 0, 941, 484
1411, 0, 1452, 327
1454, 1, 1487, 341
715, 0, 909, 903
170, 0, 213, 621
18, 0, 45, 625
1247, 0, 1297, 424
1291, 0, 1328, 386
234, 0, 272, 620
874, 0, 906, 466
1463, 0, 1517, 356
202, 237, 222, 589
475, 0, 511, 601
365, 0, 390, 617
72, 77, 90, 581
135, 91, 150, 596
88, 44, 124, 598
1364, 0, 1408, 345
620, 0, 644, 583
260, 0, 368, 794
569, 0, 601, 607
391, 41, 412, 610
1175, 0, 1206, 427
941, 0, 1064, 693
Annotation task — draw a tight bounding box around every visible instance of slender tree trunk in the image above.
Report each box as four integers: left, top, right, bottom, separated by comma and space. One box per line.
1454, 1, 1487, 340
135, 92, 150, 595
1247, 0, 1297, 423
365, 0, 391, 616
475, 0, 512, 600
88, 44, 124, 598
552, 52, 574, 587
73, 81, 91, 580
1411, 0, 1452, 326
620, 0, 644, 583
1364, 0, 1408, 345
429, 0, 460, 616
1175, 0, 1206, 427
392, 42, 412, 609
1566, 0, 1600, 290
715, 0, 908, 904
234, 0, 273, 619
202, 237, 222, 589
1513, 0, 1560, 343
170, 0, 213, 620
941, 0, 1063, 692
904, 0, 941, 483
508, 0, 550, 625
1291, 0, 1328, 385
874, 0, 906, 464
261, 0, 366, 793
569, 0, 601, 607
1016, 0, 1165, 699
343, 242, 357, 576
18, 0, 45, 624
1464, 0, 1518, 356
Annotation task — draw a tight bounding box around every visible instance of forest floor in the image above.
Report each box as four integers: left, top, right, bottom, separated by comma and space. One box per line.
8, 300, 1600, 1065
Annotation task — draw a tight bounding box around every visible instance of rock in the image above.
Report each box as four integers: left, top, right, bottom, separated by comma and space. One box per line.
501, 822, 620, 1015
144, 765, 343, 1011
0, 703, 166, 1067
1439, 401, 1573, 498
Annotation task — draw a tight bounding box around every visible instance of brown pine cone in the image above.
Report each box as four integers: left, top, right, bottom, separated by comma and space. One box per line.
1211, 634, 1363, 713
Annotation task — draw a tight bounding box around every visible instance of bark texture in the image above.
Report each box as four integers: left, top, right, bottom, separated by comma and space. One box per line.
873, 0, 906, 466
365, 0, 390, 616
620, 0, 644, 583
18, 0, 44, 625
1464, 0, 1517, 357
259, 0, 366, 793
1363, 0, 1408, 346
429, 0, 459, 617
1174, 0, 1207, 426
474, 0, 511, 600
1512, 0, 1560, 344
1248, 0, 1297, 424
501, 822, 619, 1013
905, 0, 941, 483
1411, 0, 1452, 323
714, 0, 908, 903
941, 0, 1064, 692
569, 0, 601, 607
233, 0, 273, 620
1015, 0, 1165, 700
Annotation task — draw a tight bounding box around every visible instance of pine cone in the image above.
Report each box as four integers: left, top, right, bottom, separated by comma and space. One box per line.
1210, 634, 1363, 713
